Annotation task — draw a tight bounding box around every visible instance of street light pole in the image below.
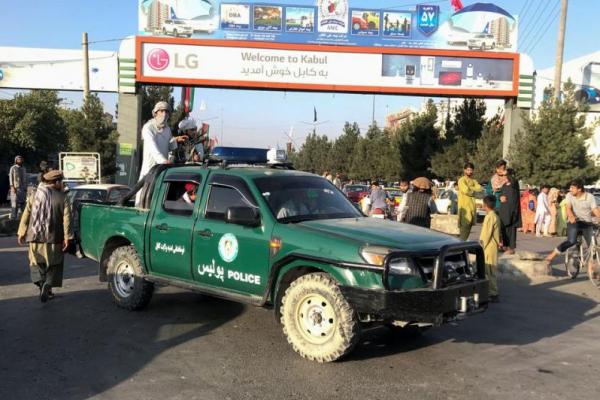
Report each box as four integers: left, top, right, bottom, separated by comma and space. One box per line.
82, 32, 90, 102
554, 0, 569, 100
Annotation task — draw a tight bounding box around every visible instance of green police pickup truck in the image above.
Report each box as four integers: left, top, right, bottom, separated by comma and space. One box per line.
79, 152, 488, 362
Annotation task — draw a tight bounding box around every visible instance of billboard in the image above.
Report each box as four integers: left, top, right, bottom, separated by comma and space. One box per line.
59, 153, 101, 183
137, 37, 518, 97
138, 1, 518, 52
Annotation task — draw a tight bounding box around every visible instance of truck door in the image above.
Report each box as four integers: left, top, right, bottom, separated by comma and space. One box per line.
192, 174, 271, 296
148, 171, 205, 281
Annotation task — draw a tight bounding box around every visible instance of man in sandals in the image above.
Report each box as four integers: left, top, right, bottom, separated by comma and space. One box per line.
17, 170, 73, 302
544, 179, 600, 277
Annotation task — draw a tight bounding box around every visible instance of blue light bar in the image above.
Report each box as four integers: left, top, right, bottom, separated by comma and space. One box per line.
210, 147, 269, 164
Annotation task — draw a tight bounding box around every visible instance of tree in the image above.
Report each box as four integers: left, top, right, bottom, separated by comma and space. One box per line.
509, 81, 600, 187
431, 98, 487, 180
0, 90, 68, 167
393, 99, 440, 179
63, 94, 119, 179
293, 131, 332, 174
328, 122, 360, 176
445, 98, 487, 145
471, 114, 504, 182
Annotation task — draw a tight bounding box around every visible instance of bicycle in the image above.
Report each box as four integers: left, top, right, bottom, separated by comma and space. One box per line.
563, 224, 600, 288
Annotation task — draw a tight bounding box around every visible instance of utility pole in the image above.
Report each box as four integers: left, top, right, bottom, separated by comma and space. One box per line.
371, 95, 376, 126
82, 32, 90, 102
554, 0, 568, 100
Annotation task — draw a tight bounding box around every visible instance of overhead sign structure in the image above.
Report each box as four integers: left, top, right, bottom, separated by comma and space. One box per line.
138, 1, 518, 53
137, 36, 519, 98
0, 47, 118, 92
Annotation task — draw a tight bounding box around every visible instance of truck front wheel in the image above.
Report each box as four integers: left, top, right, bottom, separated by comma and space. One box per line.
107, 246, 154, 310
280, 272, 360, 362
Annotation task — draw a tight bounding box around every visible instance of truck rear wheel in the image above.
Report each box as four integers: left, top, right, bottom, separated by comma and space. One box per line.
107, 246, 154, 310
280, 272, 360, 362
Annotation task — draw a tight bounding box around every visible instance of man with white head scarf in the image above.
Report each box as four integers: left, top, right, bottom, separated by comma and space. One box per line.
138, 101, 188, 180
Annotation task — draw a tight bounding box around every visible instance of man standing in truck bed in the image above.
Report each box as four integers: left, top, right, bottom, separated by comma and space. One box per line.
17, 170, 73, 303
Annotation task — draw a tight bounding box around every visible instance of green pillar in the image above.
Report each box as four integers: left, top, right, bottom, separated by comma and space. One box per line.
115, 92, 142, 187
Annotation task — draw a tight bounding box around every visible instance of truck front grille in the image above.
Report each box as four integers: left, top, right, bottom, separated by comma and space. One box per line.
415, 252, 473, 285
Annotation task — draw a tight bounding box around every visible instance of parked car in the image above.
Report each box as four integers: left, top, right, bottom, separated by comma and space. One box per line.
344, 184, 369, 204
67, 184, 131, 237
468, 33, 496, 50
435, 188, 458, 215
162, 19, 193, 37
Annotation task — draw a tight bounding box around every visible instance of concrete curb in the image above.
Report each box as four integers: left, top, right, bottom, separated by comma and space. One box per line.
498, 251, 554, 281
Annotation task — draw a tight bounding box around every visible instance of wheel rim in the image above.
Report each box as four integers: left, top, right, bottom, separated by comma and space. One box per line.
113, 260, 135, 298
295, 293, 336, 344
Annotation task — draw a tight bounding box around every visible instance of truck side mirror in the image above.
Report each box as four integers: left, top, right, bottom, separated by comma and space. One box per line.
226, 206, 261, 227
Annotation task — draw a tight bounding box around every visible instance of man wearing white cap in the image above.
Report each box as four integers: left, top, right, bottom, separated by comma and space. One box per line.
138, 101, 188, 180
176, 118, 204, 163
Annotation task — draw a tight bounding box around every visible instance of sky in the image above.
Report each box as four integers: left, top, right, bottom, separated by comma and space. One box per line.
1, 0, 599, 148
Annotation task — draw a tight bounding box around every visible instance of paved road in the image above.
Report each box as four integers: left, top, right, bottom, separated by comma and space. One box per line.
1, 234, 599, 400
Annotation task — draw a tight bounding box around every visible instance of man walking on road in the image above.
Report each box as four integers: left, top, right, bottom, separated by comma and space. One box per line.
9, 155, 27, 220
457, 162, 483, 241
17, 170, 73, 302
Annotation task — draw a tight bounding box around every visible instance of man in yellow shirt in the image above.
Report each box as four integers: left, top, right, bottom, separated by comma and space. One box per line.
457, 162, 483, 240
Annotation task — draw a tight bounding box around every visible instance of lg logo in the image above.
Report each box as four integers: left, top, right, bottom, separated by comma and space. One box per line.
147, 48, 170, 71
147, 48, 199, 71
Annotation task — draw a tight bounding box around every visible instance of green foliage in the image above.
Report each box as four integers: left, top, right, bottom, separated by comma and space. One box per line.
393, 99, 440, 179
293, 131, 332, 174
62, 94, 119, 179
509, 81, 600, 187
471, 115, 504, 182
431, 98, 488, 180
328, 122, 360, 176
445, 98, 487, 145
0, 90, 68, 167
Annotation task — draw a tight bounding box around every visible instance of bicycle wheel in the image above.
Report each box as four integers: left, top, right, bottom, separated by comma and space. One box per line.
564, 247, 581, 279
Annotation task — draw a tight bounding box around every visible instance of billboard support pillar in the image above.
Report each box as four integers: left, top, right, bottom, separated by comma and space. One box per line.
115, 92, 142, 187
502, 99, 525, 160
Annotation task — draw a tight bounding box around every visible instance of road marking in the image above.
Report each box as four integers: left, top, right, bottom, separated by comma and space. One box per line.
0, 247, 27, 253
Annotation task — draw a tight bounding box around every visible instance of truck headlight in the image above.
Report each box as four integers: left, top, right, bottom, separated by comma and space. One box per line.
389, 258, 417, 275
360, 246, 392, 266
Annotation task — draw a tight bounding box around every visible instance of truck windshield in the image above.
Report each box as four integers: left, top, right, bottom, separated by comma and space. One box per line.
254, 175, 362, 223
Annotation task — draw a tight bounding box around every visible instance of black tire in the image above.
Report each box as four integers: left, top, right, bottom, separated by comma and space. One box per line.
280, 272, 360, 362
107, 246, 154, 310
564, 247, 581, 279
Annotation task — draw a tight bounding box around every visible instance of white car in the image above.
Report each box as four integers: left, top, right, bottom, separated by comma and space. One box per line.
434, 188, 458, 214
162, 19, 193, 37
468, 33, 496, 50
188, 17, 218, 34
